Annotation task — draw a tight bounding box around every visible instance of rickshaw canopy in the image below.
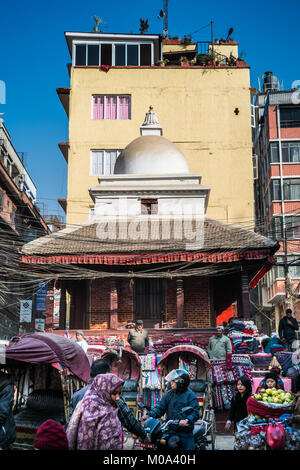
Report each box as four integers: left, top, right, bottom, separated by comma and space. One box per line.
5, 333, 90, 383
158, 345, 211, 368
101, 346, 141, 381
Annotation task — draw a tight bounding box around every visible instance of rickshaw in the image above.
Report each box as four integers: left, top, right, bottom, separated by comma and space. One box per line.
100, 346, 142, 418
2, 332, 90, 449
157, 344, 216, 450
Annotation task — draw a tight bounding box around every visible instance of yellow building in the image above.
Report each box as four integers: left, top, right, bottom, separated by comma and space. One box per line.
57, 32, 253, 228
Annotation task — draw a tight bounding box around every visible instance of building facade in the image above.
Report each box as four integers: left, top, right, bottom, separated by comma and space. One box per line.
21, 117, 277, 334
252, 73, 300, 329
57, 32, 254, 228
0, 119, 50, 339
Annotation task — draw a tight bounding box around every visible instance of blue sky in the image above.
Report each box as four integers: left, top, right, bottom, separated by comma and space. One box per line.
1, 0, 300, 220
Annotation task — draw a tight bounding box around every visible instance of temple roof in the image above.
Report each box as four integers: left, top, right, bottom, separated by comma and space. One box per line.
21, 217, 277, 258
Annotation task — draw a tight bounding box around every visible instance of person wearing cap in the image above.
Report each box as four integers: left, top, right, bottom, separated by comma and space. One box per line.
74, 330, 88, 354
127, 320, 149, 355
33, 419, 69, 450
278, 308, 299, 352
207, 325, 232, 360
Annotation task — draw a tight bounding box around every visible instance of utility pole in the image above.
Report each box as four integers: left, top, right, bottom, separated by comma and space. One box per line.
211, 20, 214, 55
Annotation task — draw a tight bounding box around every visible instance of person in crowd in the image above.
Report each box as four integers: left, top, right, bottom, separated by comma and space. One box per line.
0, 371, 16, 450
66, 358, 111, 426
127, 320, 149, 355
291, 375, 300, 426
278, 308, 299, 352
207, 325, 232, 360
225, 375, 252, 432
144, 369, 200, 450
66, 358, 147, 441
255, 370, 285, 394
261, 334, 284, 354
67, 373, 124, 450
33, 419, 69, 450
74, 330, 88, 353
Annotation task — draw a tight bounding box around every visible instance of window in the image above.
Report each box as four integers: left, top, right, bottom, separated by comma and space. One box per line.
115, 44, 126, 66
270, 217, 283, 239
74, 42, 152, 67
280, 107, 300, 128
283, 178, 300, 200
75, 44, 86, 66
90, 150, 120, 175
140, 44, 151, 66
269, 142, 279, 163
275, 256, 285, 279
282, 141, 300, 163
127, 45, 139, 66
270, 179, 281, 200
141, 199, 158, 215
92, 95, 131, 120
88, 45, 99, 66
285, 216, 300, 239
101, 44, 112, 65
0, 192, 3, 211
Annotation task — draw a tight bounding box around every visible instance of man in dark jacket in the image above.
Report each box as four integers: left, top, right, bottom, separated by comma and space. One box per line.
278, 308, 299, 351
66, 359, 147, 441
127, 320, 149, 355
145, 369, 200, 450
0, 371, 16, 450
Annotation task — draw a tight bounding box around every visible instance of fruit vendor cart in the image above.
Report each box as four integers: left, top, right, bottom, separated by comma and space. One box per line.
2, 333, 90, 449
232, 391, 296, 450
158, 344, 216, 449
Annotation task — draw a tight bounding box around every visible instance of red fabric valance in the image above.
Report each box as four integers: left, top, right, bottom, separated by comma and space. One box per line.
20, 249, 272, 266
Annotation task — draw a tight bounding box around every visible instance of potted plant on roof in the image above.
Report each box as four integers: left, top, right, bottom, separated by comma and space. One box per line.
157, 58, 169, 67
180, 56, 190, 67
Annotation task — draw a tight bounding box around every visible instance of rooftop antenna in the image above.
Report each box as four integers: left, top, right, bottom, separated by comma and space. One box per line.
158, 0, 168, 39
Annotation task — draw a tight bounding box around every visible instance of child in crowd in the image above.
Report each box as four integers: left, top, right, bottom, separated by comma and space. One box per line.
255, 370, 285, 394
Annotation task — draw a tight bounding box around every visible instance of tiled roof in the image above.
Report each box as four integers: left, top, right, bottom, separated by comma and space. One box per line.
21, 217, 276, 256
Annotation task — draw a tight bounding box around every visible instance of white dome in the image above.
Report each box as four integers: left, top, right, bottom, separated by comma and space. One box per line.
114, 135, 190, 175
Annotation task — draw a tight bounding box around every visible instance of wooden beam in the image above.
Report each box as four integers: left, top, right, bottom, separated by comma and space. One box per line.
176, 278, 184, 328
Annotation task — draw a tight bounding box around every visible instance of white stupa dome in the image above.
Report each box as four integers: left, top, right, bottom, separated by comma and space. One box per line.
114, 135, 190, 175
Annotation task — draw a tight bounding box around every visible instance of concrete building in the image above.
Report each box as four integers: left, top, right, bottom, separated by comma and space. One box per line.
252, 72, 300, 330
57, 32, 254, 229
0, 119, 50, 339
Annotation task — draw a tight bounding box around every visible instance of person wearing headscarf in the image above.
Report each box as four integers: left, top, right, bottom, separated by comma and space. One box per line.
225, 375, 252, 432
33, 420, 69, 450
66, 373, 124, 450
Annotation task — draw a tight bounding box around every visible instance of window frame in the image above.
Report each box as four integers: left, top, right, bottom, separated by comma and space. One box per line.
73, 40, 154, 67
92, 94, 131, 120
90, 149, 121, 176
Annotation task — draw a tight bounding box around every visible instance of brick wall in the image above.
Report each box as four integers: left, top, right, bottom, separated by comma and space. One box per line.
90, 278, 110, 329
89, 276, 212, 329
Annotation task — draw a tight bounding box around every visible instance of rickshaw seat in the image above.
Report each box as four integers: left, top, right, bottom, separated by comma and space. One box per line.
122, 379, 139, 392
189, 379, 207, 394
14, 389, 65, 430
